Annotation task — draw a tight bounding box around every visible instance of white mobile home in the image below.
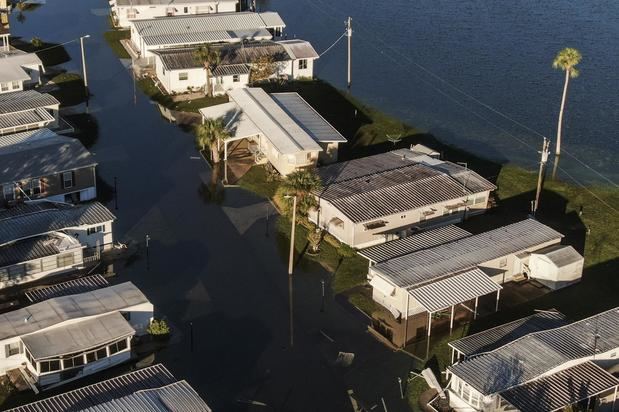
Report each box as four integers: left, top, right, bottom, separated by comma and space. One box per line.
366, 219, 583, 344
0, 282, 153, 389
0, 52, 44, 93
200, 88, 346, 176
310, 149, 496, 248
152, 39, 318, 95
129, 11, 285, 59
111, 0, 238, 28
0, 90, 60, 135
0, 201, 116, 288
6, 364, 212, 411
446, 307, 619, 412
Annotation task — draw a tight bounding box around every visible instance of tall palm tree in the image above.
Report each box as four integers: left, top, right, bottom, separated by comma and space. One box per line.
278, 169, 323, 217
194, 118, 229, 163
552, 47, 582, 157
193, 44, 221, 97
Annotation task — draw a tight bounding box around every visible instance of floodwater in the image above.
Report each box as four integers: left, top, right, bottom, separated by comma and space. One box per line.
8, 1, 415, 411
263, 0, 619, 184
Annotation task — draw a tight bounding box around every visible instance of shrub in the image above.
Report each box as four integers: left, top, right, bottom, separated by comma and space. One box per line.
147, 319, 170, 335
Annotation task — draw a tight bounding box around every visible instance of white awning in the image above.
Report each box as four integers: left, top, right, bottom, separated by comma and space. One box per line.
369, 275, 396, 297
409, 268, 501, 313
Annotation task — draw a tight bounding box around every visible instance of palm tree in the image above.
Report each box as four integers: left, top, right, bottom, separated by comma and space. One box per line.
194, 118, 229, 164
278, 169, 323, 217
552, 47, 582, 157
193, 44, 221, 97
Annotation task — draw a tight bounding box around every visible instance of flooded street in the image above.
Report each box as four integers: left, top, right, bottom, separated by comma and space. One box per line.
8, 0, 414, 410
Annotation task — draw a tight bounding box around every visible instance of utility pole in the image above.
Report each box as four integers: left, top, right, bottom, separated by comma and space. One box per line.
286, 195, 297, 348
80, 35, 91, 106
533, 137, 550, 216
346, 17, 352, 89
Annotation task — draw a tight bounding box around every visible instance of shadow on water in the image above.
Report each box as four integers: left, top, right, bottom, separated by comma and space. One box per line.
66, 113, 99, 148
11, 37, 71, 66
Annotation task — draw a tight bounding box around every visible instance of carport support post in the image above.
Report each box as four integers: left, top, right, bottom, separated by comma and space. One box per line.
403, 292, 410, 347
474, 297, 479, 320
426, 312, 432, 359
224, 140, 228, 184
449, 305, 455, 335
495, 289, 501, 312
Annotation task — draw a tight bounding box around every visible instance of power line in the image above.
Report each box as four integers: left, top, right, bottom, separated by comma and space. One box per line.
298, 0, 618, 188
319, 32, 346, 58
28, 37, 81, 54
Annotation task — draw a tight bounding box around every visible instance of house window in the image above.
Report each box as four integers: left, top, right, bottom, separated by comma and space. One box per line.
57, 253, 75, 268
400, 215, 406, 219
232, 74, 240, 82
178, 72, 188, 81
499, 258, 507, 268
29, 179, 42, 195
298, 59, 308, 70
87, 225, 105, 235
62, 171, 74, 189
11, 81, 20, 90
108, 338, 128, 355
3, 184, 14, 201
1, 83, 8, 92
39, 359, 61, 374
62, 353, 85, 369
474, 196, 486, 205
5, 342, 21, 357
183, 6, 188, 12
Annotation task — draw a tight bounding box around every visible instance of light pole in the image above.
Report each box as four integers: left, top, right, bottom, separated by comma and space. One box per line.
284, 194, 297, 348
79, 34, 91, 105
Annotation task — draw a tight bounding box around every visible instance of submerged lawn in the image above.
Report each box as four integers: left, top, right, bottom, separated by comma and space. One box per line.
137, 78, 227, 113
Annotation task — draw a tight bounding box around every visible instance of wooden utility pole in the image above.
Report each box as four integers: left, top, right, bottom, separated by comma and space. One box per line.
287, 195, 297, 348
346, 17, 352, 89
533, 137, 550, 216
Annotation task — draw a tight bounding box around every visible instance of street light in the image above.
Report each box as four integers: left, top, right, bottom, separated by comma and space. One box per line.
284, 194, 297, 348
79, 34, 91, 105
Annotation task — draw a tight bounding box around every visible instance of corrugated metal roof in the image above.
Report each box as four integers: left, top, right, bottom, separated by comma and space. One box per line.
0, 282, 149, 342
228, 88, 322, 154
277, 39, 319, 59
317, 150, 496, 223
372, 219, 563, 288
213, 63, 251, 76
0, 233, 82, 268
25, 274, 110, 303
448, 306, 619, 395
271, 92, 347, 143
117, 0, 234, 5
143, 28, 272, 46
358, 225, 471, 263
408, 268, 501, 313
5, 364, 177, 411
0, 107, 55, 132
259, 11, 285, 27
199, 101, 260, 140
0, 90, 59, 114
0, 201, 115, 245
449, 311, 567, 357
0, 127, 57, 148
0, 134, 96, 185
500, 361, 619, 412
532, 244, 583, 268
82, 381, 212, 412
154, 40, 291, 71
133, 12, 283, 46
22, 312, 135, 359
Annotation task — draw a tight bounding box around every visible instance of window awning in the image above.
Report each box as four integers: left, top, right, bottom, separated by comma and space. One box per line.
369, 275, 396, 297
408, 268, 501, 313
